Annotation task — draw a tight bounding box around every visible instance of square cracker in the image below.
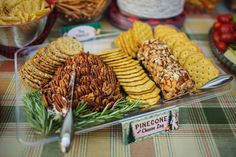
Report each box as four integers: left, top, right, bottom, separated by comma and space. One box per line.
185, 57, 219, 89
184, 53, 205, 69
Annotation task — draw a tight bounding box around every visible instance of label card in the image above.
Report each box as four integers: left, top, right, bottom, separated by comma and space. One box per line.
122, 107, 179, 144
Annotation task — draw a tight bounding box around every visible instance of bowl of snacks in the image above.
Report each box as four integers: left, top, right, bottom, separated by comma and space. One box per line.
55, 0, 111, 24
0, 0, 54, 49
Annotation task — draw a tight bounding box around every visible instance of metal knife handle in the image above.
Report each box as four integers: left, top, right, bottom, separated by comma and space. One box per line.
199, 74, 233, 90
60, 108, 73, 153
60, 72, 76, 153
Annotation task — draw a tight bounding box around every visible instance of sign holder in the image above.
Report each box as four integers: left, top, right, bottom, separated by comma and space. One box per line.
122, 107, 179, 144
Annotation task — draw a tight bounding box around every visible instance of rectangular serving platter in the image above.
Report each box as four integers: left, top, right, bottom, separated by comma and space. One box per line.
14, 35, 233, 146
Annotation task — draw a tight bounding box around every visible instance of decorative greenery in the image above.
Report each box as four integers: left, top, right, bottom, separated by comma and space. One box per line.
23, 91, 143, 135
73, 99, 142, 129
23, 91, 62, 135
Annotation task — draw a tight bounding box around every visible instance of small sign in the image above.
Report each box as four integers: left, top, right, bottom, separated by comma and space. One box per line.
65, 26, 97, 41
61, 22, 101, 42
122, 107, 179, 144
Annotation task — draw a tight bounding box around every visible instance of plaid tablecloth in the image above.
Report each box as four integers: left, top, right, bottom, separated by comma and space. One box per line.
0, 15, 236, 157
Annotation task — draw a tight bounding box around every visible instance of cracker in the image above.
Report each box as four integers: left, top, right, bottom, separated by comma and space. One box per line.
31, 55, 56, 74
46, 42, 69, 59
154, 25, 176, 33
108, 60, 139, 67
114, 66, 143, 75
184, 53, 205, 69
129, 87, 161, 100
23, 61, 53, 79
154, 25, 177, 39
120, 76, 150, 87
116, 70, 145, 80
104, 56, 133, 64
155, 30, 176, 40
114, 35, 123, 49
114, 32, 130, 56
144, 96, 161, 105
162, 32, 188, 43
112, 65, 142, 72
172, 42, 199, 58
44, 50, 64, 64
36, 48, 62, 67
123, 80, 156, 93
96, 48, 123, 56
54, 37, 83, 56
167, 38, 189, 49
127, 95, 160, 106
122, 31, 137, 58
126, 84, 157, 95
19, 70, 40, 89
20, 68, 44, 86
45, 46, 66, 63
99, 52, 129, 60
118, 73, 148, 83
178, 50, 199, 66
185, 58, 219, 89
128, 29, 138, 52
31, 59, 55, 74
21, 66, 46, 82
132, 21, 153, 46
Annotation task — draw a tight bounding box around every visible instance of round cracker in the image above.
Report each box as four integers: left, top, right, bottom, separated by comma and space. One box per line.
19, 70, 40, 89
47, 42, 69, 59
31, 56, 56, 74
20, 68, 44, 86
36, 48, 62, 66
24, 61, 53, 79
54, 37, 83, 56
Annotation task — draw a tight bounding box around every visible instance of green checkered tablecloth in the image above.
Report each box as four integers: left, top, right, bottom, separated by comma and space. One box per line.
0, 15, 236, 157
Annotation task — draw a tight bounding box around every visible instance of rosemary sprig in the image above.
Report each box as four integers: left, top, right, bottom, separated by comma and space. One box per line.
73, 99, 142, 129
23, 91, 143, 135
23, 91, 62, 135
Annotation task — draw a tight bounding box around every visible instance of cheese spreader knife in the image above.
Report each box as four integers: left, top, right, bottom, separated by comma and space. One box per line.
60, 71, 76, 153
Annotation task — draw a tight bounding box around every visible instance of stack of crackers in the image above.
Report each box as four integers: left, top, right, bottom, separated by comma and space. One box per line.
113, 22, 219, 90
19, 37, 83, 89
97, 49, 161, 106
154, 25, 219, 89
114, 21, 153, 58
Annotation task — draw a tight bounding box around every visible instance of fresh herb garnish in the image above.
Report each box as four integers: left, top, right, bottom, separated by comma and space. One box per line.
23, 91, 143, 135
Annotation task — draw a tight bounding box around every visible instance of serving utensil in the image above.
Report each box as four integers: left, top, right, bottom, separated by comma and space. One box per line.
60, 71, 76, 153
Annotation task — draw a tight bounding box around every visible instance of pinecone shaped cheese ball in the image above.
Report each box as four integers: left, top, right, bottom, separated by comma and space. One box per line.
42, 52, 121, 115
